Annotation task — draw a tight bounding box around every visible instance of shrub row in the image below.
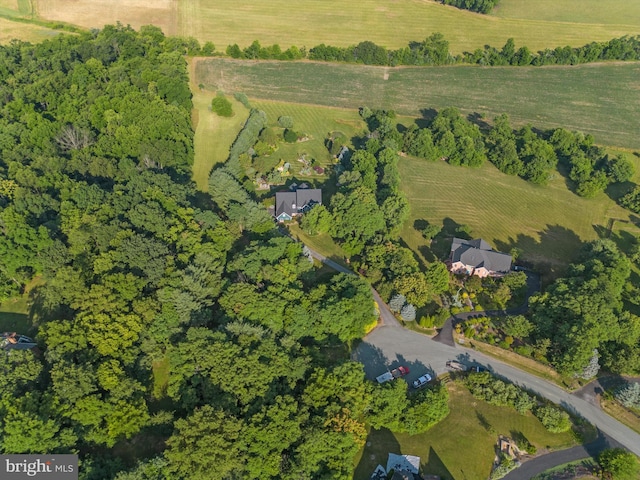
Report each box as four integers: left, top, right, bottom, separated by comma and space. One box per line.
464, 372, 572, 432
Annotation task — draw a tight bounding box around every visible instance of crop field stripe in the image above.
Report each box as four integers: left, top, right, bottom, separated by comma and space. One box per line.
170, 0, 640, 54
195, 58, 640, 150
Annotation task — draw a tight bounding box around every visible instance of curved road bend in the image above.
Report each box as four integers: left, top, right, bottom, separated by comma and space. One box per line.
355, 324, 640, 458
305, 245, 640, 457
502, 431, 621, 480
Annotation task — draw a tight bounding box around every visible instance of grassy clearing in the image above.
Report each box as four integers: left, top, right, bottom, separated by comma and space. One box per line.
190, 89, 250, 191
0, 16, 62, 43
601, 399, 640, 435
398, 154, 640, 271
494, 0, 640, 25
195, 59, 640, 150
288, 223, 348, 265
151, 356, 170, 400
353, 381, 577, 480
251, 100, 366, 178
0, 297, 30, 333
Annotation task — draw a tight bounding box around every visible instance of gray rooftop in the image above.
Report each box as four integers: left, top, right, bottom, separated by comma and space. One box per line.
275, 191, 296, 218
275, 189, 322, 218
451, 237, 512, 273
1, 332, 37, 351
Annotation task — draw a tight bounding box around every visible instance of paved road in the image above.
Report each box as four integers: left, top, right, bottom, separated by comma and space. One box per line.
502, 431, 621, 480
305, 244, 640, 458
353, 324, 640, 458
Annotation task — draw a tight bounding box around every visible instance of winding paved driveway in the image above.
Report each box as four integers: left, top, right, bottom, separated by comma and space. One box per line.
305, 245, 640, 458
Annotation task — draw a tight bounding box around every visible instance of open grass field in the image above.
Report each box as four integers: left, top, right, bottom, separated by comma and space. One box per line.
190, 89, 250, 191
353, 381, 578, 480
398, 153, 640, 271
32, 0, 177, 36
0, 16, 62, 43
194, 58, 640, 151
9, 0, 634, 54
493, 0, 640, 25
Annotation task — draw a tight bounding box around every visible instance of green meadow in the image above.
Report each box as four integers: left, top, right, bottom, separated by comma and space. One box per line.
175, 0, 639, 53
353, 382, 579, 480
195, 59, 640, 151
398, 154, 640, 271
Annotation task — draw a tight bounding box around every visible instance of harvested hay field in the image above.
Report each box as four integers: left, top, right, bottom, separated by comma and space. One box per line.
25, 0, 640, 54
194, 58, 640, 151
33, 0, 178, 35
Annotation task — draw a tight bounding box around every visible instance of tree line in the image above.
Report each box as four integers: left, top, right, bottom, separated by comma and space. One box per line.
362, 106, 633, 195
224, 33, 640, 67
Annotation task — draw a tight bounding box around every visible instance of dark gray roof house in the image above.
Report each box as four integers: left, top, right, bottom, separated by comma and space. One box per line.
1, 332, 37, 351
275, 188, 322, 222
449, 237, 512, 277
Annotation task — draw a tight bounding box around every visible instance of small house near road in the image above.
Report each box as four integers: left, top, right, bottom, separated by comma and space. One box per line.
274, 187, 322, 222
449, 237, 512, 278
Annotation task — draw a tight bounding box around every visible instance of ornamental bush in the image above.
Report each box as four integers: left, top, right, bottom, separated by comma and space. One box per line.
283, 128, 298, 143
211, 94, 233, 117
400, 304, 416, 321
534, 405, 572, 433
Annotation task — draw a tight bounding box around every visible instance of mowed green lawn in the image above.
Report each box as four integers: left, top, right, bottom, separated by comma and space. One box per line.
493, 0, 640, 25
191, 88, 250, 191
398, 154, 640, 270
195, 59, 640, 150
175, 0, 639, 53
353, 382, 578, 480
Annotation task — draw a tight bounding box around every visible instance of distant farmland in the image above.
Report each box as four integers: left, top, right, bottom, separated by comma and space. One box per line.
17, 0, 639, 53
195, 58, 640, 151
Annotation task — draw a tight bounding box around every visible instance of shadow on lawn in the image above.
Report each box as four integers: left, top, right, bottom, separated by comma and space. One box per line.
423, 446, 456, 480
493, 224, 583, 285
353, 428, 401, 480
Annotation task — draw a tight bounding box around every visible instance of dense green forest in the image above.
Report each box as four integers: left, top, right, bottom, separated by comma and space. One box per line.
0, 26, 450, 479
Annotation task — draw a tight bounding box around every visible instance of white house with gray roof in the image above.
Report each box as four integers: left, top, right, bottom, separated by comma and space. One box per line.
274, 188, 322, 222
449, 237, 512, 278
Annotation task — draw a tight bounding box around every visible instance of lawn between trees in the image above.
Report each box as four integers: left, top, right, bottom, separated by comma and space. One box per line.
353, 381, 581, 480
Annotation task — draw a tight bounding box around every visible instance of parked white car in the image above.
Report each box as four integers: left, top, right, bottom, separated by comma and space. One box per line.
412, 374, 432, 389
